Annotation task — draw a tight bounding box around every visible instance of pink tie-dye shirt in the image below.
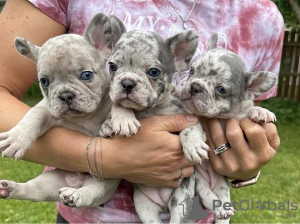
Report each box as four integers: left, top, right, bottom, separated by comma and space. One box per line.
30, 0, 284, 223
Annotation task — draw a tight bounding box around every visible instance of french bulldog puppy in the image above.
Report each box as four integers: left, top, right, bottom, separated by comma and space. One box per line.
0, 13, 125, 208
99, 30, 210, 223
179, 33, 277, 222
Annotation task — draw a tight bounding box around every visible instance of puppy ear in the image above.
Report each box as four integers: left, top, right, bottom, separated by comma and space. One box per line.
108, 15, 126, 47
14, 37, 40, 63
245, 71, 277, 99
84, 13, 119, 58
166, 30, 199, 71
207, 33, 218, 50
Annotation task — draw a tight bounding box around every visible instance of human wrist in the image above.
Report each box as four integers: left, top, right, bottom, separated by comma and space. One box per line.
229, 170, 261, 188
99, 136, 128, 179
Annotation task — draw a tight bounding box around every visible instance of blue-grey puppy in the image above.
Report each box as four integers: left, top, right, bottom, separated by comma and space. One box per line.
0, 13, 125, 208
179, 33, 277, 222
100, 30, 209, 223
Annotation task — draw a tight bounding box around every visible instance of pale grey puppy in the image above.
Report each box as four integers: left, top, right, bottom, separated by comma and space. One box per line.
100, 30, 209, 223
179, 33, 277, 222
0, 13, 125, 208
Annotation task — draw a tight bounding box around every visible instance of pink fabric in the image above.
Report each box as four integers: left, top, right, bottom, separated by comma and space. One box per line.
32, 0, 285, 222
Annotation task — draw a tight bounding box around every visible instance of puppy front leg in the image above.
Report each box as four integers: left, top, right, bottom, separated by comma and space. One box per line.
0, 169, 67, 201
0, 99, 52, 160
180, 123, 209, 164
134, 185, 163, 224
59, 178, 121, 207
110, 103, 141, 137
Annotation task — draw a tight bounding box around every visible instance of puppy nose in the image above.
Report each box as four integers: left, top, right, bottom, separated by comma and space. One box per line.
191, 83, 202, 96
59, 92, 75, 105
121, 79, 136, 93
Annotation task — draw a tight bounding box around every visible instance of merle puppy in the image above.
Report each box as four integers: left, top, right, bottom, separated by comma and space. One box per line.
179, 33, 277, 222
0, 13, 125, 208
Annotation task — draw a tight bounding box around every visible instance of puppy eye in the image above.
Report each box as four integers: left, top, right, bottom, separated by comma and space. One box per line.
215, 86, 227, 95
148, 68, 161, 77
109, 62, 118, 72
40, 77, 50, 88
81, 71, 93, 81
189, 67, 194, 75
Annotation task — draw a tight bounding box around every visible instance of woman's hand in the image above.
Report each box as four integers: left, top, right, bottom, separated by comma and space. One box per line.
103, 114, 199, 188
202, 118, 280, 180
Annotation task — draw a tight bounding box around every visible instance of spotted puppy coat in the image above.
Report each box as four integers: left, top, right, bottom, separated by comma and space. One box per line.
179, 33, 277, 222
0, 13, 125, 208
99, 30, 210, 223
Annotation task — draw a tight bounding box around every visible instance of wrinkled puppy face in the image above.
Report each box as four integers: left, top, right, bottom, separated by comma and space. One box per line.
108, 31, 177, 111
180, 49, 247, 118
180, 47, 277, 118
15, 13, 126, 119
37, 35, 109, 118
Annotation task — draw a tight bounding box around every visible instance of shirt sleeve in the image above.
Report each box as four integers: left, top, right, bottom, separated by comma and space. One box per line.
28, 0, 68, 28
254, 6, 285, 100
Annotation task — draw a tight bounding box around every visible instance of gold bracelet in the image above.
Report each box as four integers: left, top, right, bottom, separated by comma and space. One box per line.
229, 171, 261, 188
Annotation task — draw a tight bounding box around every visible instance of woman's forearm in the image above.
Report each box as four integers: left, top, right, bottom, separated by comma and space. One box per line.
0, 90, 197, 187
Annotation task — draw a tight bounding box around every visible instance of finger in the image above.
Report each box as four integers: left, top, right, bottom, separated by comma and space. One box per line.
207, 118, 233, 159
207, 118, 227, 148
240, 118, 269, 153
146, 166, 194, 188
170, 166, 195, 188
169, 166, 194, 180
142, 114, 199, 133
262, 123, 280, 151
203, 118, 228, 174
225, 118, 250, 157
240, 119, 276, 164
207, 119, 247, 175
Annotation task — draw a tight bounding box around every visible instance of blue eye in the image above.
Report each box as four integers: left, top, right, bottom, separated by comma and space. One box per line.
148, 68, 161, 77
216, 86, 227, 95
40, 77, 50, 88
81, 71, 93, 81
189, 67, 194, 75
109, 62, 118, 72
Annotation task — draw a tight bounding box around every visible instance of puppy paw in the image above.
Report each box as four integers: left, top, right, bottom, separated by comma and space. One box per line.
248, 107, 276, 123
0, 131, 31, 160
111, 117, 141, 137
99, 119, 114, 137
216, 207, 235, 220
183, 141, 209, 164
59, 187, 87, 208
0, 180, 17, 199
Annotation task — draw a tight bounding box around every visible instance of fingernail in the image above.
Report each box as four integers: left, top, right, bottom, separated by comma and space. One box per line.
186, 114, 198, 122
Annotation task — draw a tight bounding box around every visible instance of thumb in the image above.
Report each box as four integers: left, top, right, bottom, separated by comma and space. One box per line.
150, 114, 199, 133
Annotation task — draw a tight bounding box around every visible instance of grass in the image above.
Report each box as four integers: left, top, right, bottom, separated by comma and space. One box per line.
0, 96, 56, 223
0, 97, 299, 223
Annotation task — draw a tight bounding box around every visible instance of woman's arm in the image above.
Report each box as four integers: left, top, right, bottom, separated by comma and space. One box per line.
0, 0, 195, 188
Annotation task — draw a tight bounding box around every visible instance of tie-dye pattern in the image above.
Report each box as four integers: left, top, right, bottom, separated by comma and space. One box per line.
34, 0, 284, 222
